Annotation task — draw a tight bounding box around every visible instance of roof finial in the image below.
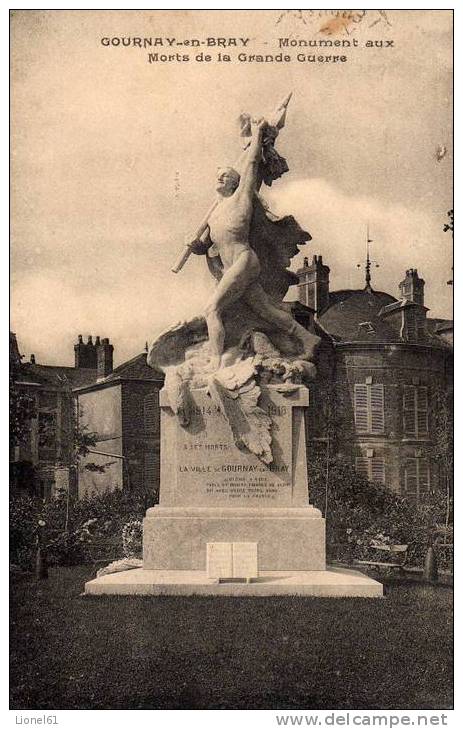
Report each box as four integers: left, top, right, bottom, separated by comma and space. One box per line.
357, 223, 379, 291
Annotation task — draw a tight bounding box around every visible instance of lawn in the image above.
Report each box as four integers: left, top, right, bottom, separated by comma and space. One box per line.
10, 566, 452, 710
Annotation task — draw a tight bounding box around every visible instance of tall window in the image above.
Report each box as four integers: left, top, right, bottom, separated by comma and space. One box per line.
404, 457, 430, 504
143, 392, 159, 490
38, 411, 57, 461
403, 385, 428, 437
37, 391, 59, 462
354, 383, 384, 434
39, 391, 58, 409
144, 391, 159, 436
143, 451, 157, 489
355, 454, 386, 484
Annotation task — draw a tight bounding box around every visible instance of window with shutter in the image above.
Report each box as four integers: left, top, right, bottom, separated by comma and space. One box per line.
417, 458, 430, 499
355, 455, 385, 483
403, 385, 416, 435
38, 411, 57, 461
144, 392, 158, 435
416, 387, 428, 436
370, 384, 385, 434
403, 385, 428, 437
39, 391, 58, 411
371, 457, 386, 484
143, 451, 157, 488
37, 390, 59, 462
354, 384, 368, 432
354, 383, 384, 434
404, 457, 430, 503
404, 458, 418, 503
355, 457, 369, 479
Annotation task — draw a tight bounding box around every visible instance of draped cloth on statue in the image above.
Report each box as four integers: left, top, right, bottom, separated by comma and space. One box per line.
149, 198, 311, 370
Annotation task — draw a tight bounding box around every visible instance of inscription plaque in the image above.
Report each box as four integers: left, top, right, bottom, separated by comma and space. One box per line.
207, 542, 258, 580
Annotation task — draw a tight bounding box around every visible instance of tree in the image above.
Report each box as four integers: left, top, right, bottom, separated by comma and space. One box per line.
9, 375, 37, 449
63, 408, 116, 530
431, 386, 453, 528
10, 334, 37, 450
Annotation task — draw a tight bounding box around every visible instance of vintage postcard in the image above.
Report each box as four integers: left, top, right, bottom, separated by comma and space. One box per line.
10, 9, 453, 716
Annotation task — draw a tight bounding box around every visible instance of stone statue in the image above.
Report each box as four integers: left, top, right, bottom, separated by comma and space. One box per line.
188, 117, 320, 372
148, 94, 320, 463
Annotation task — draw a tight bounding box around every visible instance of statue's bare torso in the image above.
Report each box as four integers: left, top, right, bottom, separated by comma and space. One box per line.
208, 188, 255, 269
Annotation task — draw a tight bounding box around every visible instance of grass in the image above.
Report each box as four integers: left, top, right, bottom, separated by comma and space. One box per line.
10, 566, 452, 710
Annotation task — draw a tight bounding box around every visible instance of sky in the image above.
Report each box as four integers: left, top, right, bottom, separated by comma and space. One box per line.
10, 9, 453, 367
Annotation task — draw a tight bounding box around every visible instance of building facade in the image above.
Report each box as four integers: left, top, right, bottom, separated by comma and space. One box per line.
10, 333, 164, 500
10, 333, 96, 498
297, 256, 453, 504
74, 350, 164, 499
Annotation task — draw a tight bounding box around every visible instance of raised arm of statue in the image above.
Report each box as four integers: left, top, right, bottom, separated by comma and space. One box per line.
237, 119, 266, 200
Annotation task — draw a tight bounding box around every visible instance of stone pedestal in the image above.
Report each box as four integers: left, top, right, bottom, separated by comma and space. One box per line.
85, 382, 382, 597
85, 566, 383, 597
143, 385, 325, 571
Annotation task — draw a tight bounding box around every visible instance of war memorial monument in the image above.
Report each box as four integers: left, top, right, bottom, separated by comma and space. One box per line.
85, 95, 382, 597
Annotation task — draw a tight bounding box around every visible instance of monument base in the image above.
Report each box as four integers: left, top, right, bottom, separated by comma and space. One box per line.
84, 566, 383, 597
143, 506, 325, 571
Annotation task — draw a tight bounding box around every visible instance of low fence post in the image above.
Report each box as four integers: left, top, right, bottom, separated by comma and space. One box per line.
423, 546, 438, 584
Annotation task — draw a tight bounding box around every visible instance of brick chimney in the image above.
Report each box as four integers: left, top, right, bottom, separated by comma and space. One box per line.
296, 255, 330, 314
399, 269, 425, 306
74, 334, 97, 369
97, 337, 114, 379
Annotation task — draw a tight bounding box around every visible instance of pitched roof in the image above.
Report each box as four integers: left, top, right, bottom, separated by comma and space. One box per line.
18, 363, 97, 389
318, 288, 398, 343
325, 288, 396, 310
103, 352, 163, 382
73, 353, 164, 393
318, 288, 451, 348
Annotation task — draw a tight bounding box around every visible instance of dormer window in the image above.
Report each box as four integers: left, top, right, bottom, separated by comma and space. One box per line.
358, 321, 375, 335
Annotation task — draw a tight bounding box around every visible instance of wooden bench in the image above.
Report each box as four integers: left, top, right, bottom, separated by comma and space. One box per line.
354, 543, 409, 573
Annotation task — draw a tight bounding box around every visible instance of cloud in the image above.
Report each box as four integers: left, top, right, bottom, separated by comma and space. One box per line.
11, 255, 215, 366
266, 178, 452, 315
